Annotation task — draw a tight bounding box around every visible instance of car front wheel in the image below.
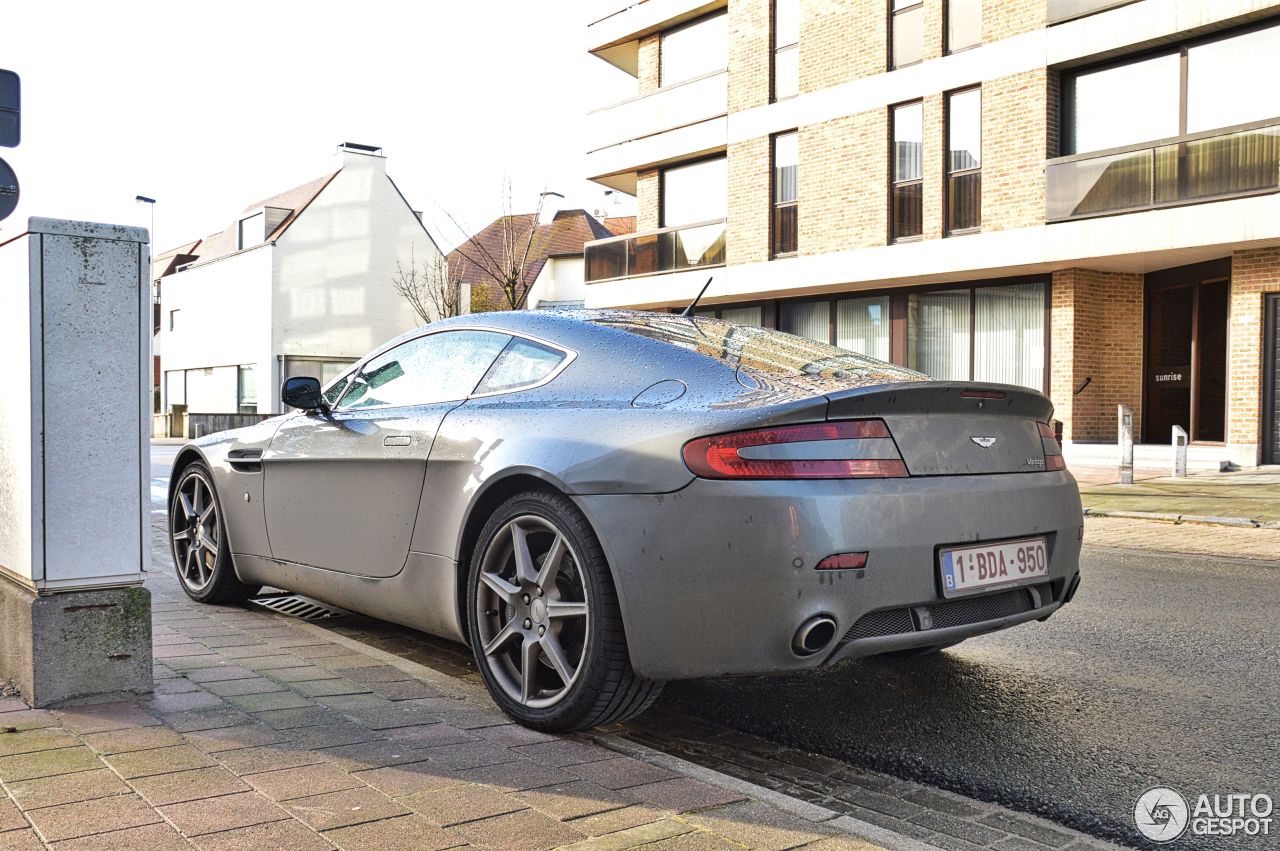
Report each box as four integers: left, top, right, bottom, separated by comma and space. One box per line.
467, 490, 662, 732
169, 462, 261, 604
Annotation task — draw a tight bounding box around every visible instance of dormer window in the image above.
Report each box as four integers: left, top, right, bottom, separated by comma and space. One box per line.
238, 212, 264, 249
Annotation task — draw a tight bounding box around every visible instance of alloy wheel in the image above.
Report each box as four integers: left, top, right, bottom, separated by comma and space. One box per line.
474, 515, 590, 709
171, 471, 220, 593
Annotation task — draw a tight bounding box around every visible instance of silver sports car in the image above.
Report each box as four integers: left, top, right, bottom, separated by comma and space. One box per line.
169, 309, 1083, 732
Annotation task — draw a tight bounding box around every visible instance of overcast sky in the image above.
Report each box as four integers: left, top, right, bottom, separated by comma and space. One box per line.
1, 2, 636, 252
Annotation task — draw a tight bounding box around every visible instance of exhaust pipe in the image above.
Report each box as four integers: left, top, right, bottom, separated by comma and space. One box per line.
793, 615, 837, 656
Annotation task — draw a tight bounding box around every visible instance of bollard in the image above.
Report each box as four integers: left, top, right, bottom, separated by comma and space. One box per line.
1172, 425, 1188, 478
1118, 404, 1134, 485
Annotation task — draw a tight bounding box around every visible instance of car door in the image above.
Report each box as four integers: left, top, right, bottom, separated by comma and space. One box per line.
262, 329, 511, 578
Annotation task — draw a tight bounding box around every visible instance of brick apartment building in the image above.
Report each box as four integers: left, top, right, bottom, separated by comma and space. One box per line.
581, 0, 1280, 467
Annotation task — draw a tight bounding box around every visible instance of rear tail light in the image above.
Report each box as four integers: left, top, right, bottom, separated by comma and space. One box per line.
682, 419, 908, 480
961, 389, 1006, 399
1039, 421, 1066, 471
816, 552, 868, 570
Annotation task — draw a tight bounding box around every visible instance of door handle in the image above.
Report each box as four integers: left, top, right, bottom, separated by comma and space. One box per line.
383, 435, 411, 447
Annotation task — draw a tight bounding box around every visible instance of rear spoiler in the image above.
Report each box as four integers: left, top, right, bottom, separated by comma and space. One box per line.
824, 381, 1054, 421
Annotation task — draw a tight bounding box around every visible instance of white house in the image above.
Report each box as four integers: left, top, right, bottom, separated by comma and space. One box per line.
157, 143, 440, 416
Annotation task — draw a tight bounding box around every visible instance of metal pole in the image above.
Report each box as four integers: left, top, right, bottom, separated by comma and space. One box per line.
1118, 404, 1134, 485
1172, 425, 1188, 478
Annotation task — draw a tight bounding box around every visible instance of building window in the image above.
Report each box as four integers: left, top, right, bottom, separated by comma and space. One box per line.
660, 11, 729, 87
780, 300, 829, 343
772, 132, 799, 257
168, 309, 179, 331
773, 0, 800, 100
946, 0, 982, 52
780, 295, 892, 361
662, 157, 728, 227
891, 101, 924, 241
891, 0, 924, 69
695, 305, 765, 325
908, 282, 1045, 389
947, 88, 982, 233
237, 365, 257, 414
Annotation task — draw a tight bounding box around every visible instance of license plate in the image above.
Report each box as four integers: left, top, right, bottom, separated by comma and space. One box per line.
939, 537, 1048, 598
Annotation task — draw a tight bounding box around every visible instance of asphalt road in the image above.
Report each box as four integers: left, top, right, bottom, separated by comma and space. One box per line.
663, 547, 1280, 850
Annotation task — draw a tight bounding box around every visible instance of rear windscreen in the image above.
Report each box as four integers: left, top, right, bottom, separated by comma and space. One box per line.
592, 313, 925, 390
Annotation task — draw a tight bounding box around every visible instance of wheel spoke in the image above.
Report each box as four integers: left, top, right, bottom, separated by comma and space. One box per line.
191, 484, 204, 517
539, 631, 576, 685
482, 618, 520, 657
520, 637, 541, 704
479, 571, 521, 605
199, 532, 218, 553
177, 491, 195, 521
171, 528, 191, 543
547, 600, 588, 620
535, 534, 566, 590
184, 545, 198, 580
510, 522, 537, 585
200, 504, 216, 524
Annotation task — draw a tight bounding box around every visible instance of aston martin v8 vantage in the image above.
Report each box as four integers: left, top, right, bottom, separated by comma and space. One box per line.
169, 309, 1083, 731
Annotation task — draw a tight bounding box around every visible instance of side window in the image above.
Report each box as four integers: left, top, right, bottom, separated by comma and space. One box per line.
322, 375, 351, 407
475, 338, 567, 394
338, 330, 511, 410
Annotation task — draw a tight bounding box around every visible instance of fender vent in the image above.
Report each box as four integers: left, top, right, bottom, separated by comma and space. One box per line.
249, 594, 350, 621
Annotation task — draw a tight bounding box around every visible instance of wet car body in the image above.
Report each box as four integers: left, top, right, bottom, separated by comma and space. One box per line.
171, 309, 1083, 684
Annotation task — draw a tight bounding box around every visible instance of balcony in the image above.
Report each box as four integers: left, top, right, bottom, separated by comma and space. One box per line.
586, 70, 727, 162
1047, 0, 1139, 24
585, 219, 726, 283
1047, 120, 1280, 222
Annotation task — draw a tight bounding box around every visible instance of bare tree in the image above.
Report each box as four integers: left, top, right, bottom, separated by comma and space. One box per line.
392, 246, 464, 324
444, 180, 550, 311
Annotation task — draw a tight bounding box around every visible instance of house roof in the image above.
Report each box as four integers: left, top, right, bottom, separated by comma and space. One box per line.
152, 170, 339, 280
604, 216, 636, 236
447, 209, 623, 290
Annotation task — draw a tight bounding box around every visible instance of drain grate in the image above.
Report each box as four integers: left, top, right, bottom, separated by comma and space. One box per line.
250, 594, 350, 621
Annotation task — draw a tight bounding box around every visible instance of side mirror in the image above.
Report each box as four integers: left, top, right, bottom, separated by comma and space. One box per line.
282, 376, 325, 411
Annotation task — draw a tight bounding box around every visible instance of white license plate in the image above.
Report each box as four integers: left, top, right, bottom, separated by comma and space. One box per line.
938, 537, 1048, 598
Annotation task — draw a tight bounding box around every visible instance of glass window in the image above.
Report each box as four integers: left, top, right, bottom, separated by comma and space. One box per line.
780, 300, 830, 343
907, 289, 971, 380
947, 88, 982, 233
836, 295, 892, 361
237, 365, 257, 414
973, 283, 1045, 390
719, 306, 764, 326
339, 330, 511, 410
773, 132, 799, 256
169, 309, 179, 331
322, 376, 350, 407
1067, 53, 1180, 153
774, 0, 800, 100
892, 101, 924, 241
947, 0, 981, 52
1186, 25, 1280, 133
661, 12, 729, 86
475, 338, 566, 394
662, 157, 728, 226
892, 0, 924, 69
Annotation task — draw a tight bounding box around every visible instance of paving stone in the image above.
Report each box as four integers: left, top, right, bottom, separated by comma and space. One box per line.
447, 807, 586, 850
0, 746, 103, 782
8, 767, 130, 809
922, 832, 992, 851
249, 763, 366, 801
0, 728, 80, 756
242, 654, 313, 671
474, 724, 558, 748
160, 790, 290, 835
253, 706, 343, 730
561, 817, 693, 849
904, 787, 989, 819
403, 783, 527, 827
202, 677, 289, 698
832, 783, 925, 820
24, 792, 162, 841
381, 724, 475, 748
341, 665, 415, 685
0, 710, 59, 732
281, 786, 411, 831
289, 643, 351, 659
995, 837, 1067, 851
264, 665, 344, 683
341, 705, 445, 730
152, 643, 214, 659
214, 644, 286, 660
0, 797, 25, 832
513, 740, 617, 768
368, 680, 446, 701
199, 634, 267, 649
185, 665, 259, 684
216, 743, 327, 776
50, 821, 190, 850
287, 722, 381, 751
192, 819, 336, 850
224, 691, 315, 712
683, 799, 838, 850
144, 690, 228, 714
106, 744, 217, 779
799, 839, 890, 851
826, 805, 937, 842
129, 765, 252, 806
353, 760, 464, 797
55, 703, 160, 734
321, 654, 387, 670
516, 780, 634, 821
626, 778, 748, 814
81, 725, 187, 754
408, 697, 508, 729
644, 831, 746, 850
910, 810, 1007, 845
290, 679, 371, 698
162, 706, 254, 733
457, 760, 579, 793
322, 814, 464, 851
315, 693, 392, 712
153, 678, 203, 695
157, 655, 223, 672
0, 828, 43, 850
416, 740, 521, 771
565, 756, 680, 790
979, 812, 1074, 848
564, 803, 671, 838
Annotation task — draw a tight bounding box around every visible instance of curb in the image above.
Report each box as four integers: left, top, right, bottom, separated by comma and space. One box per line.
1083, 507, 1280, 529
282, 615, 943, 851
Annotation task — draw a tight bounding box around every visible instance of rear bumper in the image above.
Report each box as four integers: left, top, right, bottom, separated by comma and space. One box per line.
575, 471, 1082, 680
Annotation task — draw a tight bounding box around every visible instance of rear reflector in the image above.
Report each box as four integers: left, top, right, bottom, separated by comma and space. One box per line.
682, 420, 909, 480
961, 390, 1006, 399
816, 552, 868, 570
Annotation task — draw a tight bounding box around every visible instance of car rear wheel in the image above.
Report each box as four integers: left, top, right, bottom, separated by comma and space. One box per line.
467, 490, 662, 732
169, 463, 261, 604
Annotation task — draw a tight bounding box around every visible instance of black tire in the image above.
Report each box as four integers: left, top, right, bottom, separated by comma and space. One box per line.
467, 490, 662, 732
169, 462, 261, 605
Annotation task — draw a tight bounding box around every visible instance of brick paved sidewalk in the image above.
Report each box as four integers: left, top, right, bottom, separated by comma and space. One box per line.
1084, 515, 1280, 562
0, 572, 902, 849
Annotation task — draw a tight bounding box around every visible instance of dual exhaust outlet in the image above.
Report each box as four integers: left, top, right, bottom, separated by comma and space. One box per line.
792, 614, 837, 656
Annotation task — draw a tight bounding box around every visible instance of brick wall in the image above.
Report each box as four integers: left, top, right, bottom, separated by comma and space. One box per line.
1049, 269, 1144, 442
799, 0, 886, 93
728, 136, 771, 265
981, 69, 1050, 232
729, 0, 770, 112
636, 169, 661, 232
797, 109, 888, 254
1228, 247, 1280, 448
638, 34, 660, 93
923, 93, 945, 240
982, 0, 1046, 42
